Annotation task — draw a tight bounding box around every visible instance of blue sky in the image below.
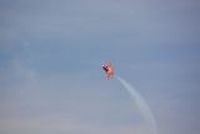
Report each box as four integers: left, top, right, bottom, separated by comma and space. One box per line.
0, 0, 200, 134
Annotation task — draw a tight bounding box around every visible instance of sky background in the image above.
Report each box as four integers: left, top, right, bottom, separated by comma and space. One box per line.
0, 0, 200, 134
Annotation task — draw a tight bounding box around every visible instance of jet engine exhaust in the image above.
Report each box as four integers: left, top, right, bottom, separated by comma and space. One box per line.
116, 76, 157, 134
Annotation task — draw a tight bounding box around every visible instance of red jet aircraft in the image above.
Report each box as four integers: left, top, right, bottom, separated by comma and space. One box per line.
102, 62, 114, 80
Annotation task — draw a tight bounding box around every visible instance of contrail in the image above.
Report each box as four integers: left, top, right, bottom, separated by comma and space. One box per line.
116, 76, 157, 134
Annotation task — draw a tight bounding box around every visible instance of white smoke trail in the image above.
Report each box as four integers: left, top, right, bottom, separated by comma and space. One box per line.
116, 76, 157, 134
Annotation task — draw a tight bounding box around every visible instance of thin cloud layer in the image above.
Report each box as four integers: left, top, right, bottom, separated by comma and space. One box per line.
0, 0, 200, 134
